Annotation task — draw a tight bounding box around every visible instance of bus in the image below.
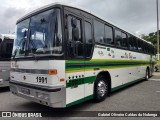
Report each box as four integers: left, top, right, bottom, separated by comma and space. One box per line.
10, 3, 156, 108
0, 34, 14, 87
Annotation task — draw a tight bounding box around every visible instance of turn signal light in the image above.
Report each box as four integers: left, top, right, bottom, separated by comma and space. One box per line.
60, 78, 65, 82
48, 69, 57, 75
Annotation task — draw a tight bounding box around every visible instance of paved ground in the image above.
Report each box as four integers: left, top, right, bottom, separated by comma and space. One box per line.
150, 71, 160, 81
0, 72, 160, 120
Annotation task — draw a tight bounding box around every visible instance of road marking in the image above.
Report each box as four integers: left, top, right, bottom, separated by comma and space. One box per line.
149, 79, 160, 81
156, 91, 160, 92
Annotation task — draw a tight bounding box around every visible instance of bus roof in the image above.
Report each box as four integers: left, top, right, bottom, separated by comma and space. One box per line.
16, 2, 153, 46
0, 34, 15, 40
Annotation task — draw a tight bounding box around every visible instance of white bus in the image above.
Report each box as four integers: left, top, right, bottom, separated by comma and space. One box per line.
10, 3, 156, 108
0, 34, 14, 87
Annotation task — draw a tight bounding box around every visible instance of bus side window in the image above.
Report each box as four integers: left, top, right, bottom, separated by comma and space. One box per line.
121, 32, 128, 48
85, 21, 93, 57
128, 35, 132, 50
71, 18, 79, 42
144, 43, 148, 53
104, 25, 114, 45
67, 15, 83, 57
143, 42, 147, 53
68, 16, 82, 42
128, 35, 137, 51
137, 39, 142, 51
132, 37, 138, 51
115, 30, 128, 48
115, 29, 122, 47
94, 20, 104, 44
141, 41, 145, 52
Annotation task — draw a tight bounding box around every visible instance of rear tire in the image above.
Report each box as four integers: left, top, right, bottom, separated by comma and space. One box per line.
93, 75, 108, 102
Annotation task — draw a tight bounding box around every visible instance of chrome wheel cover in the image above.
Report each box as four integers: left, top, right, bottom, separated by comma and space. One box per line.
97, 80, 107, 97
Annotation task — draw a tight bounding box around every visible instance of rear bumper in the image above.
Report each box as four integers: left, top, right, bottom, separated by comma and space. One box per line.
9, 80, 66, 108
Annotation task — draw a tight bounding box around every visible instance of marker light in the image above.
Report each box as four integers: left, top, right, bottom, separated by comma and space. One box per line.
60, 78, 65, 82
48, 69, 57, 75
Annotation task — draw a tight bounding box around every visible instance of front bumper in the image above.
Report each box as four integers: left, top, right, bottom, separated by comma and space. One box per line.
0, 79, 9, 87
9, 80, 66, 108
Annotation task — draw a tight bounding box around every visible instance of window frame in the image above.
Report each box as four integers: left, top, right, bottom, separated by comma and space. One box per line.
84, 20, 94, 59
121, 31, 128, 49
114, 29, 128, 49
104, 24, 114, 45
115, 29, 122, 48
93, 19, 115, 47
128, 34, 138, 51
66, 14, 84, 59
93, 19, 105, 45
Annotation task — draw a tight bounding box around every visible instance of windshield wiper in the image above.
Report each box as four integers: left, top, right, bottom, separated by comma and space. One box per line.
12, 48, 18, 60
12, 54, 16, 60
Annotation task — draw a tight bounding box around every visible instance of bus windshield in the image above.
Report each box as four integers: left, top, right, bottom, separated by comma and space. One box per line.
12, 8, 63, 58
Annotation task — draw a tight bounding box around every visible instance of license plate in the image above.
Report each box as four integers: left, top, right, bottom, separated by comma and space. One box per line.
21, 88, 30, 95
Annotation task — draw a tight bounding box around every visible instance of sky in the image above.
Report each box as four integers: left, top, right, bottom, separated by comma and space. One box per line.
0, 0, 159, 37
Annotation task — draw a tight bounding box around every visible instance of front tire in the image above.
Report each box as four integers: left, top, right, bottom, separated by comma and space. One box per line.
94, 75, 108, 102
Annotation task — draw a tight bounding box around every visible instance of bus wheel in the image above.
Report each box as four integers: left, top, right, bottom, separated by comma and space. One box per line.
94, 75, 108, 102
145, 69, 149, 80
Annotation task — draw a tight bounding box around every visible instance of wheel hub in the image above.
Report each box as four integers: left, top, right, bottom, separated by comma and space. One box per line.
97, 80, 107, 97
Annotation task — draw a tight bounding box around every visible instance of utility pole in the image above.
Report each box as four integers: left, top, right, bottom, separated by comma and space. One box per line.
157, 0, 160, 60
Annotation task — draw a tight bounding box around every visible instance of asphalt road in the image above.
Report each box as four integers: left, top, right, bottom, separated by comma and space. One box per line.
0, 72, 160, 120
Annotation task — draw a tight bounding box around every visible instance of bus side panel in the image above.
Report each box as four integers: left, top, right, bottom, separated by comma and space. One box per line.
65, 70, 85, 107
84, 70, 96, 100
92, 45, 150, 91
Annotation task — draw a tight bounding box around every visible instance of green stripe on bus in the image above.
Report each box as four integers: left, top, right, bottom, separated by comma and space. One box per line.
66, 60, 150, 67
111, 77, 145, 92
66, 59, 150, 64
66, 94, 93, 107
66, 77, 146, 107
66, 62, 150, 65
66, 64, 149, 70
66, 59, 150, 63
65, 59, 151, 72
66, 76, 96, 88
66, 65, 149, 73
